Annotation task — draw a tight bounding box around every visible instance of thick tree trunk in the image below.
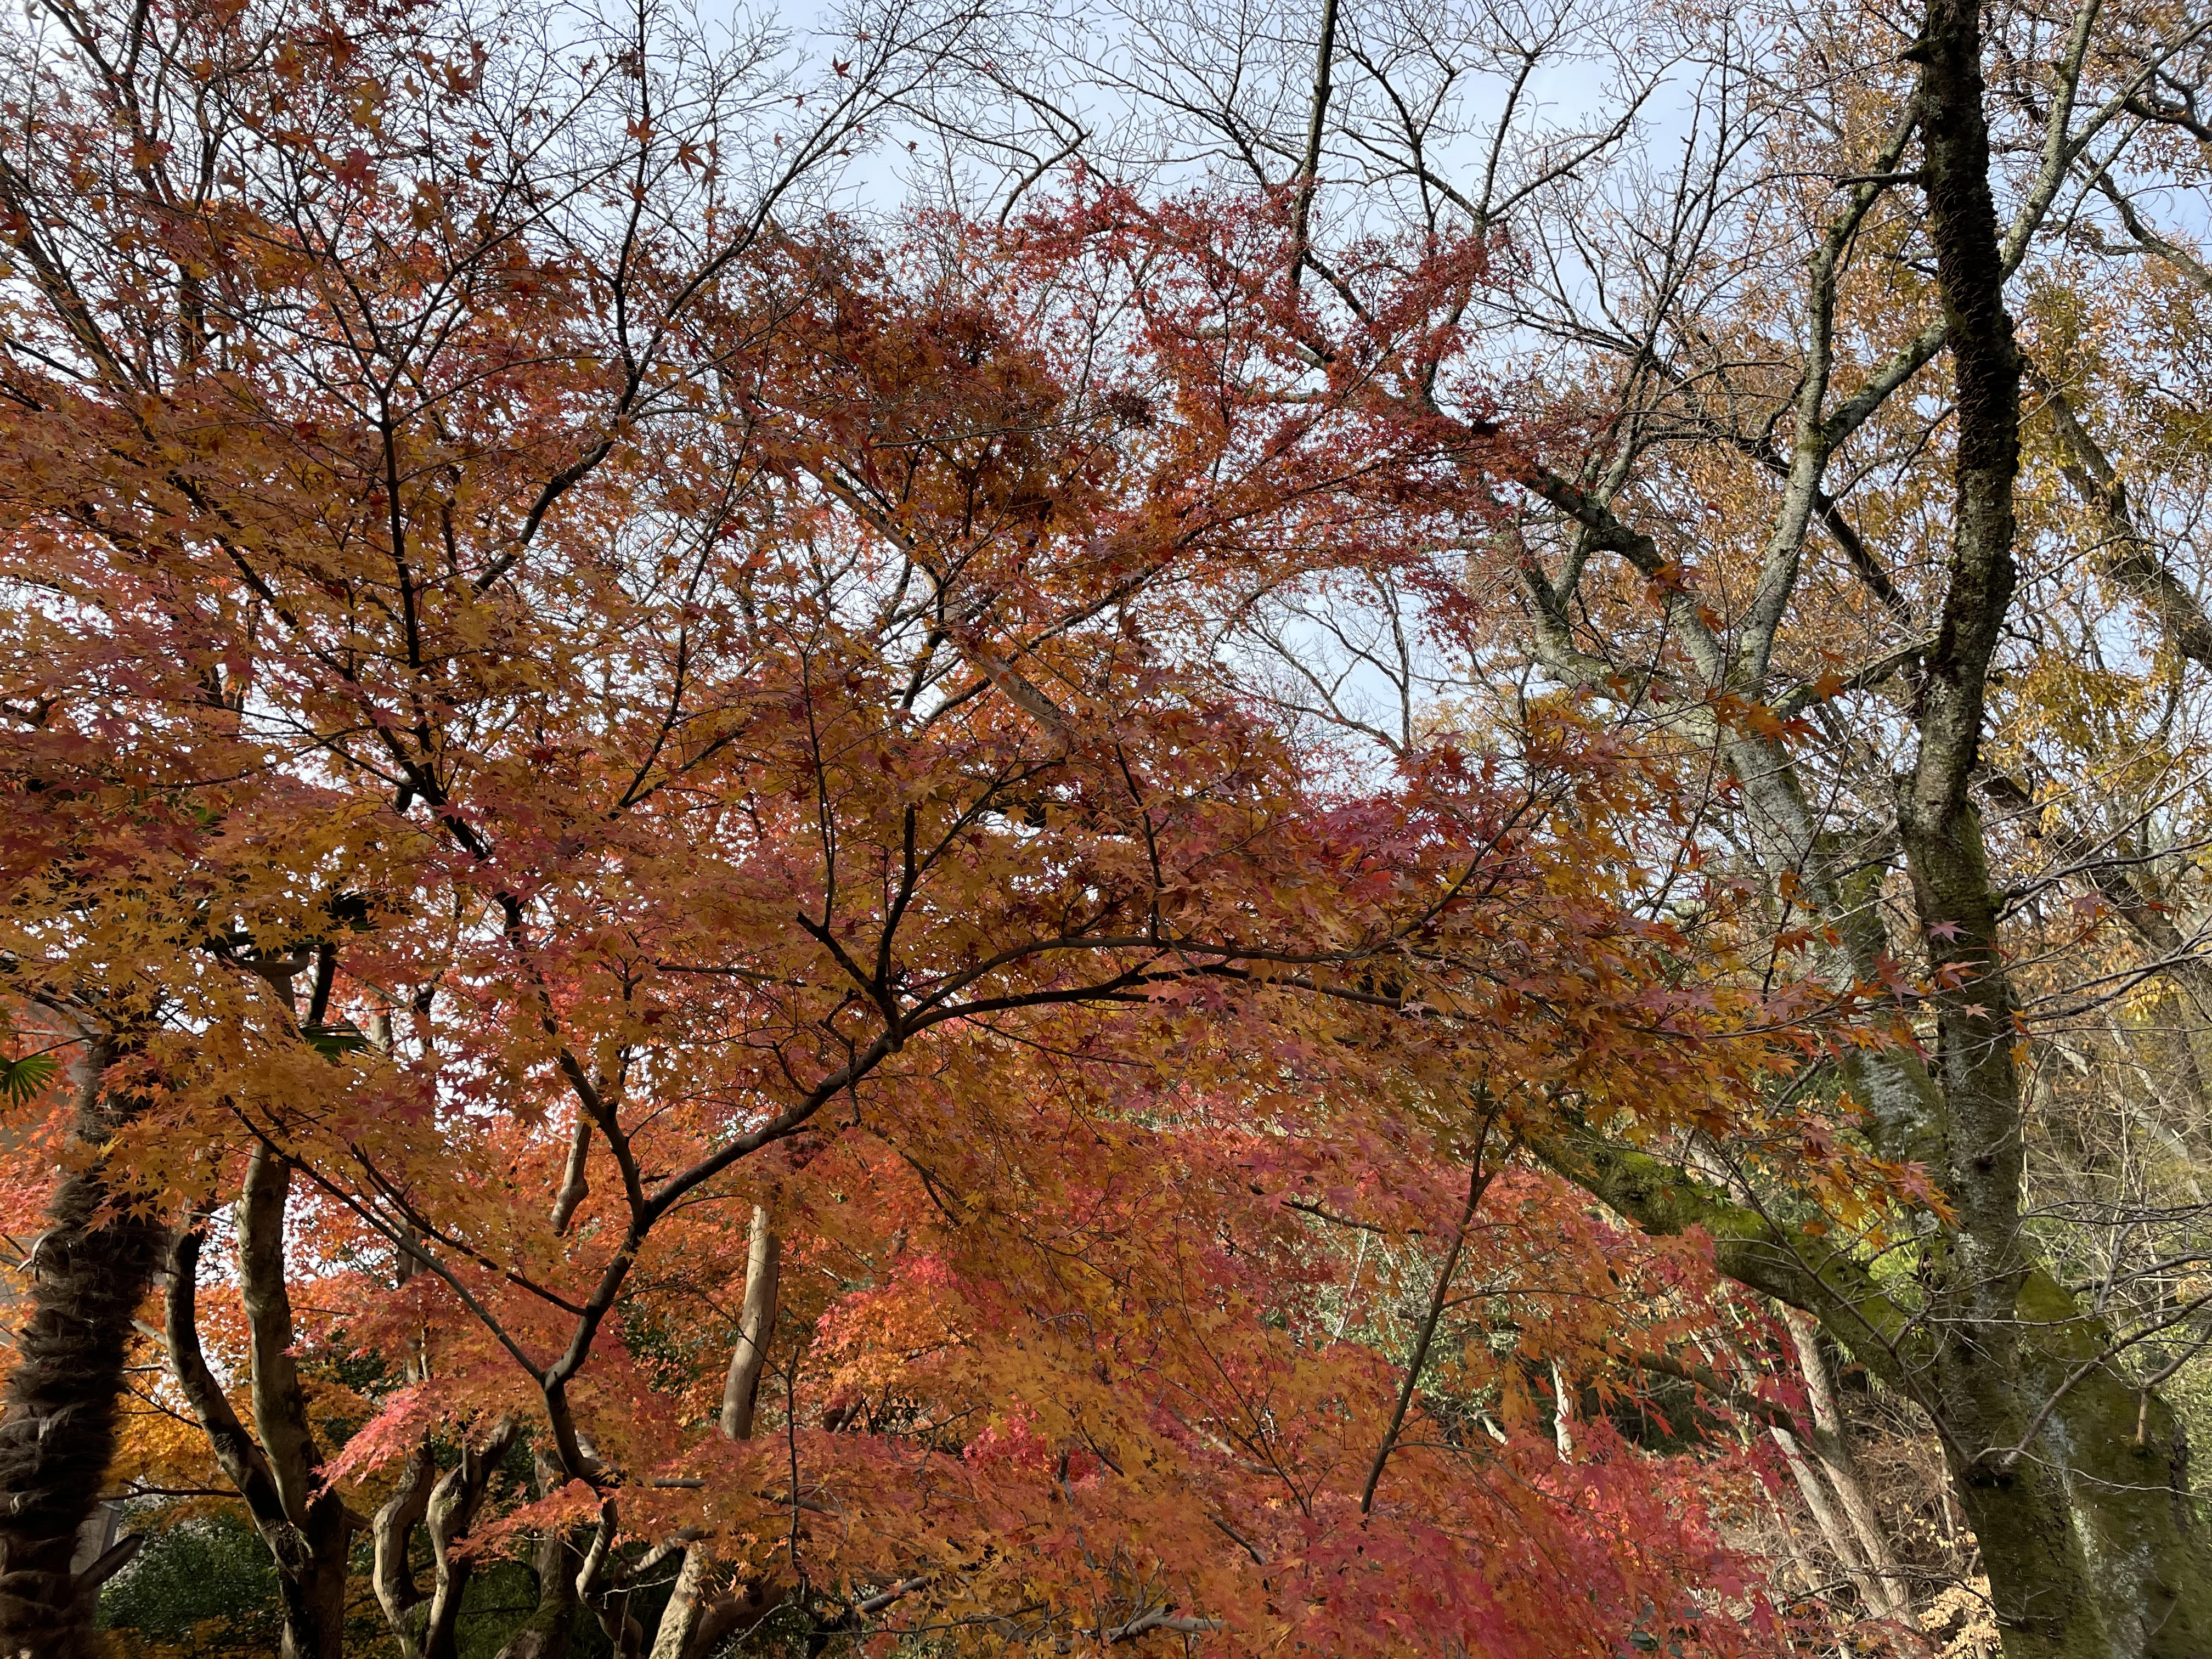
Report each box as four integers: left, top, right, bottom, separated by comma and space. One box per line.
1929, 1271, 2209, 1658
648, 1550, 715, 1659
272, 1505, 354, 1659
0, 1032, 166, 1659
1511, 1, 2212, 1646
1894, 1, 2212, 1650
1536, 1128, 2212, 1657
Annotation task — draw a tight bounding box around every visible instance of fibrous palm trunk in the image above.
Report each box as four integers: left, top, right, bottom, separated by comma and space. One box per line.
0, 1034, 165, 1658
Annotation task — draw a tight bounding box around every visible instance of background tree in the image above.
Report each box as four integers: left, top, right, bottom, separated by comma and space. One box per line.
1076, 0, 2212, 1649
0, 2, 1845, 1652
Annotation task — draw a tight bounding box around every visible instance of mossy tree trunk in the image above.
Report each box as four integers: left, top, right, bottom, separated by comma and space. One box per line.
1886, 0, 2211, 1649
1526, 0, 2212, 1647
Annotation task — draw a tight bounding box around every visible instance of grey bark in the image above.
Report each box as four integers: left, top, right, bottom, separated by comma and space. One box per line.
415, 1419, 521, 1659
1886, 5, 2209, 1652
1780, 1307, 1913, 1622
649, 1206, 784, 1659
551, 1115, 591, 1235
718, 1206, 780, 1442
1771, 1424, 1887, 1614
374, 1446, 438, 1658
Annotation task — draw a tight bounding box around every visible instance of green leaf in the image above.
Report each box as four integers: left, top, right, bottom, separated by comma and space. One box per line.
300, 1022, 369, 1058
0, 1054, 59, 1104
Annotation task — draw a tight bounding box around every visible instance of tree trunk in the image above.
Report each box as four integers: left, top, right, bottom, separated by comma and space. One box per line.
374, 1207, 450, 1659
236, 1142, 354, 1659
166, 1155, 356, 1659
642, 1209, 785, 1658
1771, 1425, 1886, 1614
272, 1505, 354, 1659
719, 1205, 779, 1441
374, 1444, 438, 1658
1934, 1271, 2209, 1658
0, 1032, 166, 1659
415, 1418, 520, 1659
1779, 1307, 1912, 1622
648, 1550, 715, 1659
1892, 0, 2212, 1650
550, 1115, 591, 1235
493, 1455, 581, 1659
1509, 0, 2212, 1643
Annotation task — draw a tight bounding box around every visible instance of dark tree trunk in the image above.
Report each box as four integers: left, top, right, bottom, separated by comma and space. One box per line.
1504, 0, 2212, 1645
166, 1149, 357, 1659
272, 1499, 354, 1659
493, 1464, 580, 1659
0, 1034, 166, 1658
1893, 1, 2212, 1651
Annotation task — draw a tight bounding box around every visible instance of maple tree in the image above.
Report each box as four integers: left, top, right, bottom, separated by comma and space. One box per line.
0, 2, 1851, 1655
9, 0, 2212, 1655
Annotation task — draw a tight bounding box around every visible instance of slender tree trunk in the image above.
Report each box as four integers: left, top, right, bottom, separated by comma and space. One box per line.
416, 1421, 522, 1659
551, 1115, 591, 1235
369, 1106, 453, 1659
1780, 1307, 1913, 1622
648, 1207, 784, 1659
719, 1206, 779, 1441
493, 1455, 581, 1659
235, 1142, 354, 1659
167, 1152, 357, 1659
0, 1032, 166, 1659
1548, 1359, 1575, 1460
1771, 1425, 1886, 1613
375, 1444, 438, 1658
353, 1412, 524, 1659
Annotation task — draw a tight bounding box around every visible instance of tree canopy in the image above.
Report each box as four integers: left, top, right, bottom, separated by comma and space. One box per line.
2, 0, 2210, 1656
